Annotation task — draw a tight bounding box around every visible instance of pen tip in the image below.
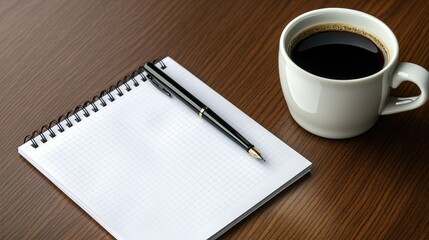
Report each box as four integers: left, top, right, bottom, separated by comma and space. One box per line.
248, 147, 265, 161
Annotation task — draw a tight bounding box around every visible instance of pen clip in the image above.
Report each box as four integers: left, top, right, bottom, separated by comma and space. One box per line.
147, 74, 172, 97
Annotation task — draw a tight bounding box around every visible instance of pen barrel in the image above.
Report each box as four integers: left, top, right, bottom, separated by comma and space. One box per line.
202, 108, 253, 151
145, 62, 205, 112
144, 62, 254, 153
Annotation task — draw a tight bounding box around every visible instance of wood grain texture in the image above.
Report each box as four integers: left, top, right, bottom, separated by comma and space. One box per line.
1, 0, 428, 239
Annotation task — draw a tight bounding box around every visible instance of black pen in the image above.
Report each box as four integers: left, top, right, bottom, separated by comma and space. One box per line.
144, 62, 264, 161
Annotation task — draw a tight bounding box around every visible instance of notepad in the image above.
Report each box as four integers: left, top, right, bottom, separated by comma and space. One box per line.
18, 57, 311, 240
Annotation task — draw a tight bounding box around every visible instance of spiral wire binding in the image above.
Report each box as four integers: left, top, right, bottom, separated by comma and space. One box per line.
23, 59, 167, 148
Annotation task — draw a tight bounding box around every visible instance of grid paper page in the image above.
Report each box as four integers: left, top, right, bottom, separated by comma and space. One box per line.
18, 57, 311, 240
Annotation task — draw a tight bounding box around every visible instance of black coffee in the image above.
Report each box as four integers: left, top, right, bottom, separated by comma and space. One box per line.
290, 24, 387, 80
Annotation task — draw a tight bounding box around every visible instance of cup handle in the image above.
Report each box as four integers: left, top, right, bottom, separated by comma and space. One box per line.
381, 62, 429, 115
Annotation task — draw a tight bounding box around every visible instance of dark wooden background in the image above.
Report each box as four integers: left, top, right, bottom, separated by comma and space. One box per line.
1, 0, 428, 239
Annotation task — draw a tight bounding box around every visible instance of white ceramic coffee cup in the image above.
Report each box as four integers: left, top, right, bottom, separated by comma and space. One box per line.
279, 8, 429, 139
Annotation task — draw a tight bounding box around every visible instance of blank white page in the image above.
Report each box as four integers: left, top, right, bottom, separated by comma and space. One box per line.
18, 57, 311, 240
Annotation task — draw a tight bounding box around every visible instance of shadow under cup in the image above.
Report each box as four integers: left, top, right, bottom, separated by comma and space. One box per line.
279, 8, 399, 139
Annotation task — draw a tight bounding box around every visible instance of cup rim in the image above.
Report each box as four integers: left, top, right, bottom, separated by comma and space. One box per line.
280, 8, 399, 83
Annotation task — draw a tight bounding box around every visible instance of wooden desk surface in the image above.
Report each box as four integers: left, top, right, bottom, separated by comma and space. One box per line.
1, 0, 428, 239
